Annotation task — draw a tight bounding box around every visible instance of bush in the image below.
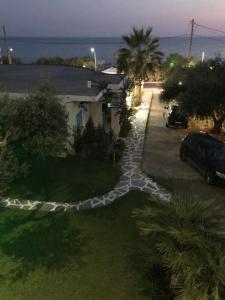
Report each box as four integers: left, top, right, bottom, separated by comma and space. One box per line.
0, 146, 29, 192
1, 56, 22, 64
74, 118, 113, 160
111, 138, 125, 161
0, 87, 68, 190
35, 56, 95, 69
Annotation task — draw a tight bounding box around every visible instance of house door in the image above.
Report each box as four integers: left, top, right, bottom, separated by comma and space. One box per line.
76, 110, 83, 127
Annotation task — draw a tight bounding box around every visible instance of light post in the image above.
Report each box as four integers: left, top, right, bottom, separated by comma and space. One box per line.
7, 47, 13, 64
201, 51, 205, 62
90, 47, 97, 71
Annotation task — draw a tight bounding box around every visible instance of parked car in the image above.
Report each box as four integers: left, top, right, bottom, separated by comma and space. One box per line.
180, 131, 225, 185
164, 105, 188, 128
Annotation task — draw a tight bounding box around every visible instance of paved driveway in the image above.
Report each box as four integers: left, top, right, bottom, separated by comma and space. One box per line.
142, 89, 202, 180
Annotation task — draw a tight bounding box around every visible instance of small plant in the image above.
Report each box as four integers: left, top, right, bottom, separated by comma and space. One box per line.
112, 138, 125, 162
74, 117, 113, 160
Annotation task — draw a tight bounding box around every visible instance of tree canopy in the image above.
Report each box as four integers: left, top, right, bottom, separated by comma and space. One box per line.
0, 86, 68, 189
116, 27, 163, 84
36, 55, 95, 69
164, 53, 195, 70
161, 58, 225, 133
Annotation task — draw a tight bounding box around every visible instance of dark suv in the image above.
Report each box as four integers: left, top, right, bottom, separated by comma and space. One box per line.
165, 105, 188, 129
180, 131, 225, 184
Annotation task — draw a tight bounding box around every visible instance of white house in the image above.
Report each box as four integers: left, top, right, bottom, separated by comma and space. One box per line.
0, 65, 125, 139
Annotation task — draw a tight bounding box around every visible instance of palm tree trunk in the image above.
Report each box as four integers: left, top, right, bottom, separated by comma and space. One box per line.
211, 114, 225, 134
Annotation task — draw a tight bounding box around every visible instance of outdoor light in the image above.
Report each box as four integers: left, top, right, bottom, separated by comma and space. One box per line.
7, 47, 13, 64
178, 81, 183, 86
90, 47, 97, 71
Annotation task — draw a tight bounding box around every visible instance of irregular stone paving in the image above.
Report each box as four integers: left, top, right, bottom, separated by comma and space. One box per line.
0, 90, 171, 212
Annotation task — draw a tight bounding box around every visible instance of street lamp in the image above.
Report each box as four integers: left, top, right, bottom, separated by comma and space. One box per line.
7, 47, 13, 64
201, 51, 205, 62
90, 47, 97, 71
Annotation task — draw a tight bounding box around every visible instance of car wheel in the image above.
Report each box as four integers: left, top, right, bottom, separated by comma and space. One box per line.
180, 149, 187, 162
205, 171, 215, 185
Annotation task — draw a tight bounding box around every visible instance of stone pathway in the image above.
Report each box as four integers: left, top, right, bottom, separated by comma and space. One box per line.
0, 89, 170, 212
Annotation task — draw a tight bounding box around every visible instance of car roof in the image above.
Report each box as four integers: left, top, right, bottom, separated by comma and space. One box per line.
189, 131, 225, 148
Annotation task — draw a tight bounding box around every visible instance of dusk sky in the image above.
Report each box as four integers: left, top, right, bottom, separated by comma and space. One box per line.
1, 0, 225, 37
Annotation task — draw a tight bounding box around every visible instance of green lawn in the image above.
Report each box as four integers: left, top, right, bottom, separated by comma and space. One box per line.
0, 191, 152, 300
153, 176, 225, 203
5, 156, 120, 203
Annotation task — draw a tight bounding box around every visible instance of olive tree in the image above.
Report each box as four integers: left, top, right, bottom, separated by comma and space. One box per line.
161, 59, 225, 134
0, 86, 68, 189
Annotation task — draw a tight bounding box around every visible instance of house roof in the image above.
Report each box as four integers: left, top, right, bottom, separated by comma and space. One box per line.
0, 65, 124, 97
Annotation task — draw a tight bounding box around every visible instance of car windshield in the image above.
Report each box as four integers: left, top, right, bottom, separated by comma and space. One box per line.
208, 146, 225, 161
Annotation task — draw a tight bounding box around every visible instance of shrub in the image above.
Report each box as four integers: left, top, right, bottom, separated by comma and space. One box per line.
74, 118, 113, 160
112, 138, 125, 162
0, 87, 68, 190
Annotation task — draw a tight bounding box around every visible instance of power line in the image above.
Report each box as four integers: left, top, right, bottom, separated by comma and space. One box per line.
194, 34, 225, 44
195, 22, 225, 35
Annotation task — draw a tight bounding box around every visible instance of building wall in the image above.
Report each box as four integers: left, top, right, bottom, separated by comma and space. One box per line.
64, 100, 105, 153
111, 108, 120, 137
64, 101, 103, 130
89, 102, 103, 127
6, 92, 121, 150
65, 102, 81, 133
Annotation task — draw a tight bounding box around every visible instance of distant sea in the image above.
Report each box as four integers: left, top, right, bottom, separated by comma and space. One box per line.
1, 36, 225, 64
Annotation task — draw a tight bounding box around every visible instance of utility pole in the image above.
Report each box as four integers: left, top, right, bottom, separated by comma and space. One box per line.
3, 25, 12, 64
0, 48, 3, 64
188, 19, 195, 60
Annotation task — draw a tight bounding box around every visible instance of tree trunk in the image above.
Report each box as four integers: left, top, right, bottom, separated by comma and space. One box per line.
211, 114, 225, 134
133, 84, 142, 106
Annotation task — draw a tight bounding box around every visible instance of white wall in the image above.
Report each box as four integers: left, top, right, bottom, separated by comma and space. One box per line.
111, 107, 120, 137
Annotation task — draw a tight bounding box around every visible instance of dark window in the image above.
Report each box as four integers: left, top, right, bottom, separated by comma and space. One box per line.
208, 146, 225, 161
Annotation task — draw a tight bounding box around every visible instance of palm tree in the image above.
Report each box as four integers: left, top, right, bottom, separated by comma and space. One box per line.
134, 196, 225, 299
116, 27, 163, 105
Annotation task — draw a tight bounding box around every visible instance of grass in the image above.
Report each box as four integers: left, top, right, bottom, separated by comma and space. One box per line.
5, 156, 120, 203
153, 176, 225, 204
0, 191, 153, 300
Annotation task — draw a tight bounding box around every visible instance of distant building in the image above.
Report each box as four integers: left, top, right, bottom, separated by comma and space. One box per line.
102, 66, 118, 74
0, 65, 125, 145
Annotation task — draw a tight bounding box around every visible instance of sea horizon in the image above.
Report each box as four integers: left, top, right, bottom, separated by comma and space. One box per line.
1, 36, 225, 64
